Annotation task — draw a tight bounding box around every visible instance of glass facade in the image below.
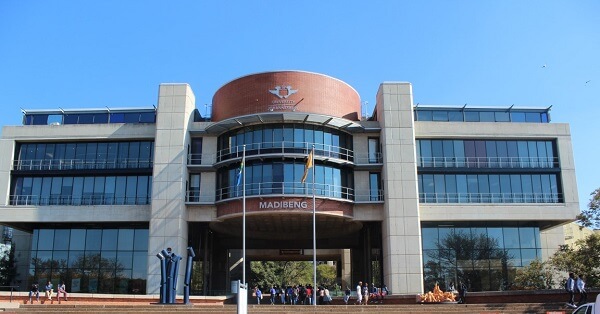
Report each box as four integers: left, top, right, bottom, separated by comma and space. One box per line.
421, 224, 541, 292
29, 227, 148, 294
414, 108, 550, 123
217, 124, 353, 162
15, 141, 154, 170
417, 139, 556, 168
217, 161, 352, 201
11, 175, 152, 205
23, 110, 156, 125
418, 174, 560, 203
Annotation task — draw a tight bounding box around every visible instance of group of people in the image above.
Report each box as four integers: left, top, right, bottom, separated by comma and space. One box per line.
349, 281, 389, 305
251, 284, 336, 305
565, 272, 587, 308
28, 281, 69, 304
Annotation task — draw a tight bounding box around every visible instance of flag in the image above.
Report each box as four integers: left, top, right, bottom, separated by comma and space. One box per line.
236, 160, 244, 186
301, 149, 314, 183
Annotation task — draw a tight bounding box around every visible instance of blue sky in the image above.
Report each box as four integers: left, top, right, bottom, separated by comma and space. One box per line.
0, 1, 598, 213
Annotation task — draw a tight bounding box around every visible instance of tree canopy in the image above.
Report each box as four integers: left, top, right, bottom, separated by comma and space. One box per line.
549, 233, 600, 288
577, 188, 600, 229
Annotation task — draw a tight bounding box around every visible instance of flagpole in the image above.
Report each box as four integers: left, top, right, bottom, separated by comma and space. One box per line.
311, 145, 316, 307
242, 144, 246, 288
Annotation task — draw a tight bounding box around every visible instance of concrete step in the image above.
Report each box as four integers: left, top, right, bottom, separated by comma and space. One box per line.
4, 303, 574, 314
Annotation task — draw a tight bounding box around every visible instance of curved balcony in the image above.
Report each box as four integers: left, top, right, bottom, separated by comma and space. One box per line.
185, 188, 384, 204
188, 144, 384, 167
215, 141, 353, 164
13, 158, 153, 171
418, 156, 558, 169
216, 182, 353, 202
418, 192, 561, 204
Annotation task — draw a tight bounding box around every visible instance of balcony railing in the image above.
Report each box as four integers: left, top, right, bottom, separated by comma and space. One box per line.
418, 192, 561, 204
186, 188, 384, 204
13, 158, 153, 171
354, 152, 383, 164
215, 141, 354, 163
217, 182, 353, 201
9, 195, 151, 206
418, 157, 558, 169
185, 191, 215, 203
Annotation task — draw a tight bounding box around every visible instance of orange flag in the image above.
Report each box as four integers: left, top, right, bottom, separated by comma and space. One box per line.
301, 149, 314, 183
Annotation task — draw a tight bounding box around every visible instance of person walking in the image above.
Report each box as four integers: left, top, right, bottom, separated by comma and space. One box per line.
458, 281, 467, 304
576, 274, 587, 306
343, 286, 351, 305
355, 281, 363, 305
566, 272, 576, 307
255, 286, 262, 304
362, 282, 369, 305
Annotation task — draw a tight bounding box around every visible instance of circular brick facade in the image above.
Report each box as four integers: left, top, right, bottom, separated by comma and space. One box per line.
212, 71, 361, 121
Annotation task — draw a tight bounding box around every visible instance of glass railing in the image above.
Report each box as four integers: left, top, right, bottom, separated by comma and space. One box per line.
418, 157, 558, 169
418, 192, 561, 204
189, 144, 385, 166
186, 188, 384, 204
216, 142, 354, 163
10, 195, 151, 206
13, 158, 153, 171
216, 182, 353, 201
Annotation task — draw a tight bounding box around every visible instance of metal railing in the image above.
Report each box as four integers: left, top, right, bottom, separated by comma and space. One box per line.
418, 156, 558, 169
216, 182, 354, 201
13, 158, 153, 171
186, 188, 385, 204
418, 192, 561, 204
189, 144, 385, 166
0, 285, 19, 302
9, 195, 151, 206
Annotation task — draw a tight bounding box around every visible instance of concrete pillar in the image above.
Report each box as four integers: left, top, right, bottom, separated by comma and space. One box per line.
376, 82, 423, 294
146, 84, 196, 294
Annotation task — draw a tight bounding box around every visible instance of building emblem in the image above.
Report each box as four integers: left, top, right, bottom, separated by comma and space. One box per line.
269, 85, 298, 99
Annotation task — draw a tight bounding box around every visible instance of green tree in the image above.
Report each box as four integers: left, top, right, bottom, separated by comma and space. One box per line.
577, 188, 600, 229
0, 243, 17, 286
512, 259, 554, 290
549, 233, 600, 288
250, 261, 312, 289
316, 264, 336, 288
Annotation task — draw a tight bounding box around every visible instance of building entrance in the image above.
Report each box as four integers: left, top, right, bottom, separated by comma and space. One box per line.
188, 221, 382, 295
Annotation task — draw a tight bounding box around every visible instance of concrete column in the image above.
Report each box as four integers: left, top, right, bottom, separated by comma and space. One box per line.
146, 84, 196, 295
376, 82, 423, 294
341, 249, 351, 289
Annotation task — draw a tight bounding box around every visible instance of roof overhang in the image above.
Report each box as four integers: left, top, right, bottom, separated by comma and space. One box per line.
203, 112, 365, 134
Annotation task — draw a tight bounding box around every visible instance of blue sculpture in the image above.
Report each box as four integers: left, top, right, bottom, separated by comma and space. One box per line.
156, 247, 195, 304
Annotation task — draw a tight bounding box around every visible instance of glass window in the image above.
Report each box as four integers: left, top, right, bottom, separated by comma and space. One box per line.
503, 227, 520, 248
102, 229, 118, 250
118, 229, 134, 250
479, 111, 495, 122
86, 229, 102, 250
495, 111, 510, 122
126, 176, 138, 205
140, 112, 155, 123
117, 251, 133, 269
115, 176, 127, 204
525, 112, 541, 122
465, 111, 480, 122
519, 228, 536, 248
448, 111, 463, 121
134, 229, 149, 251
53, 229, 70, 250
38, 230, 55, 250
511, 112, 526, 122
417, 110, 432, 121
70, 229, 86, 250
421, 228, 438, 250
432, 111, 448, 121
369, 173, 381, 201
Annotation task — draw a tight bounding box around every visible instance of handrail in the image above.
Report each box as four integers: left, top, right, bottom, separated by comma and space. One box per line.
215, 141, 354, 163
216, 182, 353, 201
0, 285, 19, 302
418, 156, 558, 169
186, 188, 385, 203
13, 158, 153, 171
419, 192, 561, 204
9, 195, 151, 206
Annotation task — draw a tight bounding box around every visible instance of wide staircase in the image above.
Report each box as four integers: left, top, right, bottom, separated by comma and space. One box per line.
3, 303, 574, 313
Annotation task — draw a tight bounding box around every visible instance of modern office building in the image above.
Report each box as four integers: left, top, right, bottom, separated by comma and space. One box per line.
0, 71, 579, 295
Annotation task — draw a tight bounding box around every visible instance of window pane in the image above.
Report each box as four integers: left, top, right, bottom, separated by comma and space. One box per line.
70, 229, 86, 250
102, 229, 118, 250
118, 229, 134, 250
